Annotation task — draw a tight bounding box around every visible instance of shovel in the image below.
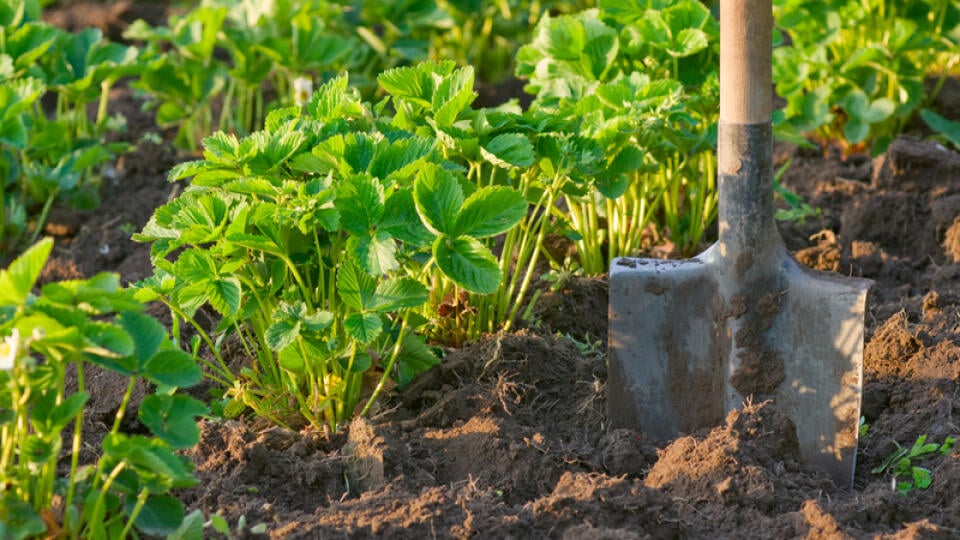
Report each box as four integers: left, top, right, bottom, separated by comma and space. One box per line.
607, 0, 872, 487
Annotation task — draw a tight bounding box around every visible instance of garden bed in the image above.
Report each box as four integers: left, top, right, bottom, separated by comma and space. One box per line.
25, 1, 960, 538
34, 75, 960, 540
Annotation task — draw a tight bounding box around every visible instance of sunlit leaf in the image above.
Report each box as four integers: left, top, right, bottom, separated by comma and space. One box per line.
344, 313, 382, 344
433, 235, 500, 294
0, 237, 52, 305
453, 187, 526, 238
413, 164, 463, 236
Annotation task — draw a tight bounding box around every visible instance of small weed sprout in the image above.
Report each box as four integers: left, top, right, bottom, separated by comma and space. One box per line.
872, 434, 956, 495
167, 510, 268, 540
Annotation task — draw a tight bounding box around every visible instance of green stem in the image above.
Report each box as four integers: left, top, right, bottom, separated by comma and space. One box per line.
337, 344, 361, 426
503, 188, 556, 331
110, 378, 137, 434
220, 79, 236, 133
280, 253, 314, 311
26, 191, 57, 248
164, 302, 232, 385
296, 336, 327, 431
64, 360, 85, 520
359, 313, 410, 417
85, 461, 126, 539
96, 82, 109, 133
255, 87, 264, 130
120, 488, 150, 538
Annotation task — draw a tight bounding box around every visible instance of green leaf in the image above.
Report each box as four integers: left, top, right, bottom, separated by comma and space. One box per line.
351, 231, 398, 276
842, 90, 894, 143
941, 437, 956, 455
414, 164, 463, 236
381, 187, 434, 246
921, 109, 960, 149
207, 277, 241, 317
0, 497, 46, 539
599, 0, 649, 24
139, 394, 207, 449
202, 131, 240, 163
338, 351, 373, 373
131, 494, 185, 536
0, 237, 52, 305
209, 514, 230, 535
278, 345, 305, 373
844, 118, 869, 145
480, 133, 535, 168
370, 277, 428, 312
395, 333, 439, 386
21, 435, 57, 465
595, 173, 630, 200
225, 232, 283, 256
304, 310, 333, 332
335, 174, 385, 236
33, 391, 88, 436
118, 311, 166, 367
668, 28, 708, 57
369, 136, 436, 181
344, 313, 382, 344
912, 467, 932, 490
83, 322, 135, 358
432, 66, 476, 127
266, 317, 300, 352
144, 350, 202, 388
337, 260, 377, 310
157, 101, 188, 125
379, 64, 437, 107
166, 509, 205, 540
308, 75, 359, 122
433, 236, 501, 294
454, 187, 526, 238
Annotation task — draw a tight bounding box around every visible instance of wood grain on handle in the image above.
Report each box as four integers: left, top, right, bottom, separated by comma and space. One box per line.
720, 0, 772, 125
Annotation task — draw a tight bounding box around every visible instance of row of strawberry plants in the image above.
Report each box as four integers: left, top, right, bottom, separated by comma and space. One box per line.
1, 1, 135, 260
517, 1, 723, 266
1, 239, 207, 538
123, 0, 590, 149
774, 0, 960, 155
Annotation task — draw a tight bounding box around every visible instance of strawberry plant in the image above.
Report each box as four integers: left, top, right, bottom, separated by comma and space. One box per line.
0, 239, 206, 538
134, 72, 527, 429
773, 0, 960, 154
378, 61, 546, 340
429, 0, 591, 86
0, 78, 44, 257
127, 1, 358, 148
208, 0, 355, 135
125, 6, 230, 151
516, 3, 720, 265
1, 11, 132, 260
42, 26, 138, 139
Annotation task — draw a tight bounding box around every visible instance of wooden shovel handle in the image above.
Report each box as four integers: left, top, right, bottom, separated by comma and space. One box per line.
720, 0, 773, 125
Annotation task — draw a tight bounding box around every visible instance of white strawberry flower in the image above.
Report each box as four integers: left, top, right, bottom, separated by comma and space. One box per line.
0, 329, 21, 371
293, 76, 313, 106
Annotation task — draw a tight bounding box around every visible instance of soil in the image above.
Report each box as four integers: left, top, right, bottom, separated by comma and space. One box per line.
24, 3, 960, 538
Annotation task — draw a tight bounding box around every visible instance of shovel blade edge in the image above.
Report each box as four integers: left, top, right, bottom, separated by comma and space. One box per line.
770, 259, 871, 487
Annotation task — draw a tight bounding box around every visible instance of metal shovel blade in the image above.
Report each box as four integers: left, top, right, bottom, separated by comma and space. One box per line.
607, 237, 871, 485
606, 0, 872, 487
